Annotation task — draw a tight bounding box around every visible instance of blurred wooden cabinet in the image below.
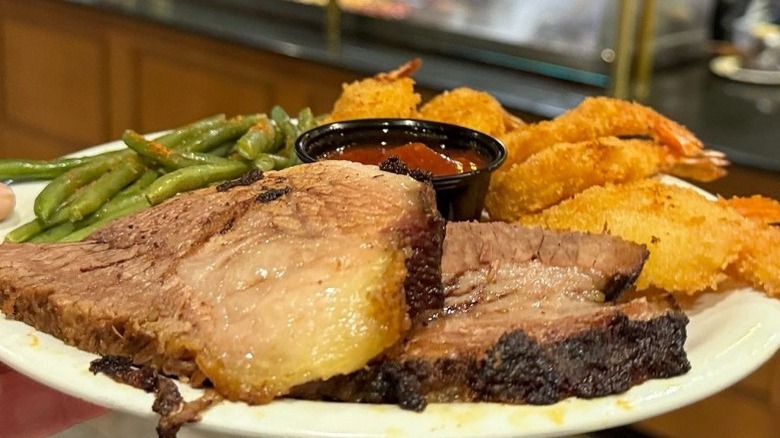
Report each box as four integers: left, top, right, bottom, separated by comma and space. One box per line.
0, 0, 356, 159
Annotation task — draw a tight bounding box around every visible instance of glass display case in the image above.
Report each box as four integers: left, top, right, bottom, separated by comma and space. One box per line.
211, 0, 716, 88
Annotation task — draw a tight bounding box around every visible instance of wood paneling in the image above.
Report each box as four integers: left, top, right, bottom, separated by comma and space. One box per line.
0, 123, 78, 159
137, 53, 275, 132
2, 18, 106, 145
0, 0, 356, 159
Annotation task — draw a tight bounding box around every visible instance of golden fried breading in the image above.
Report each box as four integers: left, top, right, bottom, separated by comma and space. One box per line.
519, 179, 747, 295
721, 195, 780, 296
486, 136, 729, 221
499, 96, 708, 168
326, 77, 421, 122
486, 138, 665, 219
419, 87, 509, 137
720, 195, 780, 225
734, 224, 780, 297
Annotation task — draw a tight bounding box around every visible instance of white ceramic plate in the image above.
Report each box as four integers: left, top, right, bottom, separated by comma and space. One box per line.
2, 141, 780, 438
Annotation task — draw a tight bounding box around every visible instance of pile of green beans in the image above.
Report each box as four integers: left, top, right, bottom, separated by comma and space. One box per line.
1, 107, 317, 243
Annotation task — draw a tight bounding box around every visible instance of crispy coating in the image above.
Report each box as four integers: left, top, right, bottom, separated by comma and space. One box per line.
519, 179, 748, 295
498, 96, 707, 168
486, 136, 728, 220
325, 61, 523, 136
419, 87, 510, 137
734, 224, 780, 296
722, 195, 780, 296
720, 195, 780, 225
486, 138, 666, 219
326, 76, 421, 122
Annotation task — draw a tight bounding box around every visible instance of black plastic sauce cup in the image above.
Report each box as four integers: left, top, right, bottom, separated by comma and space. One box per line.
295, 119, 507, 221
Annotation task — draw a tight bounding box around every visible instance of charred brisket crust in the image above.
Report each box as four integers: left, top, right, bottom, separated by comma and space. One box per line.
402, 187, 446, 317
473, 311, 690, 404
291, 309, 690, 410
90, 355, 159, 392
89, 355, 213, 438
602, 271, 644, 302
255, 187, 292, 203
215, 168, 264, 192
379, 156, 433, 183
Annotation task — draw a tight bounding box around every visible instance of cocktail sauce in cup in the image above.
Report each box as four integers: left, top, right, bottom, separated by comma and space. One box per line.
295, 119, 506, 221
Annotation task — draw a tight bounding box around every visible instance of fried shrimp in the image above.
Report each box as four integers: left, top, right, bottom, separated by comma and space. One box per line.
498, 96, 711, 167
419, 87, 524, 137
722, 195, 780, 295
326, 59, 422, 122
373, 58, 422, 81
519, 179, 751, 295
719, 195, 780, 225
486, 136, 728, 221
734, 223, 780, 296
487, 138, 666, 219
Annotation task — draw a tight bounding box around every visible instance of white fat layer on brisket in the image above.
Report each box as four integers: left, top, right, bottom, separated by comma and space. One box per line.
169, 161, 436, 401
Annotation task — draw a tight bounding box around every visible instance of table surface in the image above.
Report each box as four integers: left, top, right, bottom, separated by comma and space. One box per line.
0, 363, 106, 438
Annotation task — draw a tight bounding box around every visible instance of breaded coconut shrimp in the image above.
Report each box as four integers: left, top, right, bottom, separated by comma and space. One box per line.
419, 87, 525, 137
486, 136, 728, 220
519, 179, 780, 298
498, 96, 716, 167
325, 59, 422, 122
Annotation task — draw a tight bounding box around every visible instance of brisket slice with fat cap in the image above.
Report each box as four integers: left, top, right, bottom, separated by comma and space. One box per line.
0, 161, 445, 404
291, 222, 690, 410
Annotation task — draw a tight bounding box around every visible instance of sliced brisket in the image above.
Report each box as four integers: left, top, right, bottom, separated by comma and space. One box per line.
0, 161, 445, 404
291, 222, 690, 409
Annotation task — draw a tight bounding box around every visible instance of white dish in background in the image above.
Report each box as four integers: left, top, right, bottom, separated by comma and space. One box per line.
710, 55, 780, 85
1, 141, 780, 438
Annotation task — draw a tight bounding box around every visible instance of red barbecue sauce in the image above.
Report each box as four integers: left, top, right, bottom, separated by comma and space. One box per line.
320, 142, 487, 176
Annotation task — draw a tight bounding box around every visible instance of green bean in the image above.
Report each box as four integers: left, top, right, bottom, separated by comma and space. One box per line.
28, 221, 78, 243
85, 168, 158, 223
180, 114, 262, 153
0, 149, 124, 183
88, 192, 145, 225
268, 106, 301, 168
154, 114, 226, 148
144, 161, 250, 206
297, 107, 316, 132
122, 168, 160, 194
270, 106, 291, 130
254, 153, 289, 171
209, 141, 235, 158
253, 155, 274, 171
59, 196, 150, 242
66, 155, 147, 222
0, 157, 96, 182
5, 205, 77, 242
236, 115, 277, 160
281, 125, 302, 167
123, 130, 234, 170
33, 151, 132, 222
4, 219, 45, 243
